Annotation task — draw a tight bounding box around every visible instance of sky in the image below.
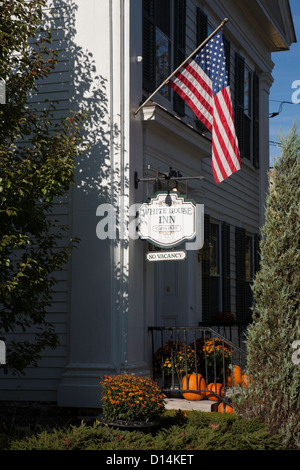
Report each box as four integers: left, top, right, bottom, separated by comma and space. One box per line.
269, 0, 300, 166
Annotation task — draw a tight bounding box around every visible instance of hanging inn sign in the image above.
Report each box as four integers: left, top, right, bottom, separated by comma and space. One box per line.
138, 191, 202, 261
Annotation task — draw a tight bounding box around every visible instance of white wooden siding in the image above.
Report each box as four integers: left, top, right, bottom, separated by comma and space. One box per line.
0, 2, 72, 401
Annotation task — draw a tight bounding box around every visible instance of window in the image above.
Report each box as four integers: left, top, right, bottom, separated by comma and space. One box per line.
202, 216, 231, 321
235, 53, 260, 166
244, 66, 252, 118
209, 223, 220, 276
143, 0, 186, 114
244, 66, 252, 159
245, 235, 253, 319
209, 223, 220, 317
245, 235, 253, 282
155, 1, 171, 99
235, 228, 260, 323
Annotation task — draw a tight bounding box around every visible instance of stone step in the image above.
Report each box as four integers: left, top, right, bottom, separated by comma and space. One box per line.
165, 398, 218, 412
163, 385, 242, 412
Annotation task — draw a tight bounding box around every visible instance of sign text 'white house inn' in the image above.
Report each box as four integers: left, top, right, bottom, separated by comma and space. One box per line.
138, 192, 197, 249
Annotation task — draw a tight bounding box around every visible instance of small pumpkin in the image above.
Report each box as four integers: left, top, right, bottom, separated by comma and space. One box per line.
206, 382, 224, 401
225, 365, 241, 386
241, 374, 250, 387
181, 373, 206, 401
218, 402, 233, 414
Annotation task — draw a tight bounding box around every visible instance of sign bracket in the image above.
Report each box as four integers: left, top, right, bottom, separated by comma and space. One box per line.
134, 169, 204, 190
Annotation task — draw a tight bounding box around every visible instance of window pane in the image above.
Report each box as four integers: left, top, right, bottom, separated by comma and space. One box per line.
244, 69, 252, 117
210, 277, 220, 316
244, 114, 251, 159
245, 235, 252, 280
156, 28, 171, 99
207, 22, 214, 36
155, 0, 171, 37
210, 224, 219, 275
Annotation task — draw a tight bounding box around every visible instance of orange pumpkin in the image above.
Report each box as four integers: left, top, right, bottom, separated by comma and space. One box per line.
225, 365, 241, 386
206, 382, 224, 401
181, 373, 206, 401
218, 402, 233, 414
241, 374, 249, 387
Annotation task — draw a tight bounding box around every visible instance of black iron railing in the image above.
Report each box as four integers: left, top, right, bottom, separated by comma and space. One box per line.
198, 321, 249, 349
149, 326, 248, 410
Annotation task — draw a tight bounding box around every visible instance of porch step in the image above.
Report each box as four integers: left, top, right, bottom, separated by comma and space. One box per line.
165, 398, 218, 412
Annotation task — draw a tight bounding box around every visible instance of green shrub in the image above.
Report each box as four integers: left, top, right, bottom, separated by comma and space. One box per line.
9, 422, 106, 450
8, 410, 283, 450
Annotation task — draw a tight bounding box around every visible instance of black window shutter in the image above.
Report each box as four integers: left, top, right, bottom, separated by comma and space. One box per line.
196, 7, 207, 44
202, 214, 211, 322
173, 0, 186, 116
235, 227, 246, 321
253, 72, 260, 168
235, 53, 245, 158
143, 0, 156, 92
222, 222, 231, 313
223, 36, 231, 84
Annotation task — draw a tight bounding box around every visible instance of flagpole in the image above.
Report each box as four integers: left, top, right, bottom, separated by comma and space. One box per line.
134, 17, 228, 117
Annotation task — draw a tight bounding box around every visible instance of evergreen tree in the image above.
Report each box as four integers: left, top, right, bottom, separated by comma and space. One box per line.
237, 125, 300, 449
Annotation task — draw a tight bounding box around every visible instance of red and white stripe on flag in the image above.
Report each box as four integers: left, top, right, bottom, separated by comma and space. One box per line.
168, 32, 241, 184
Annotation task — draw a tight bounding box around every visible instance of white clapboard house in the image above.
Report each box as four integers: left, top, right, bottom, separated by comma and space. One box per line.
0, 0, 296, 408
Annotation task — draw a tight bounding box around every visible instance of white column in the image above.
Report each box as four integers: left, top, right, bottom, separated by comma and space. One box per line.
259, 72, 273, 227
58, 0, 132, 407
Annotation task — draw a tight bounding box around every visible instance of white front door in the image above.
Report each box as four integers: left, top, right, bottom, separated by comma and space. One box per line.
154, 251, 200, 327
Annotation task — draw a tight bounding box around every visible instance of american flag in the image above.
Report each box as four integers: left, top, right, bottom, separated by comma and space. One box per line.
169, 32, 241, 184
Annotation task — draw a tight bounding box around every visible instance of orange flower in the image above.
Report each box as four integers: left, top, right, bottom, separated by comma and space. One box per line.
101, 373, 165, 422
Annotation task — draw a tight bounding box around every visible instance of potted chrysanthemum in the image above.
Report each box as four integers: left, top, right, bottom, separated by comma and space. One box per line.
100, 373, 166, 426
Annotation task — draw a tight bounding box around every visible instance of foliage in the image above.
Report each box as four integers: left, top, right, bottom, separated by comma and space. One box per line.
0, 1, 87, 373
100, 374, 166, 423
154, 337, 232, 380
7, 410, 283, 450
237, 125, 300, 449
189, 337, 232, 371
153, 341, 197, 376
201, 338, 231, 369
